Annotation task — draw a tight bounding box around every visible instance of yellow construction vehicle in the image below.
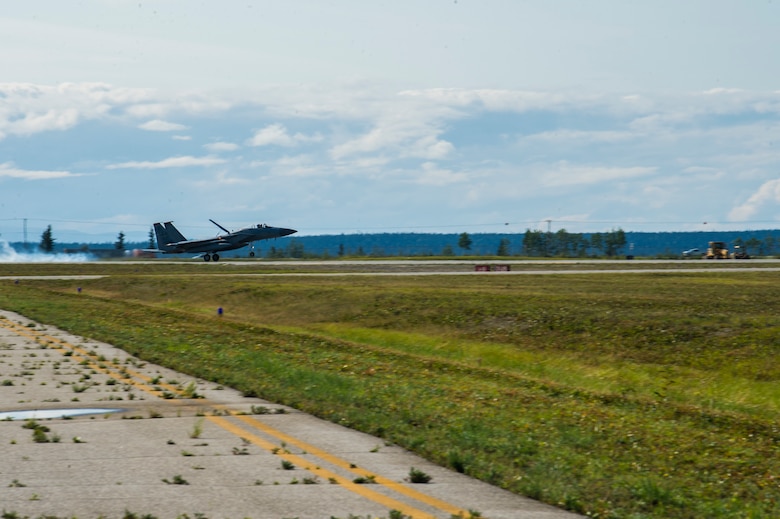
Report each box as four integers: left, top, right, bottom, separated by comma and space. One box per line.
705, 241, 729, 259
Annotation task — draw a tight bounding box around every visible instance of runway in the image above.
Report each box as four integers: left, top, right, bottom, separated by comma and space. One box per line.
3, 258, 780, 280
0, 309, 581, 519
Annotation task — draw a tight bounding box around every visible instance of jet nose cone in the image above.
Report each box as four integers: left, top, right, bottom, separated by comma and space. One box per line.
281, 228, 297, 237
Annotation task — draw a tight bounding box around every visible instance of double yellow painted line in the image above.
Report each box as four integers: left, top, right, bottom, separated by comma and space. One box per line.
0, 315, 473, 519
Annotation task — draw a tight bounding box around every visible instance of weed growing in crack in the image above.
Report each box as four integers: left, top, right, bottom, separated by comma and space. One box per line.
162, 475, 189, 485
407, 467, 432, 484
23, 420, 54, 443
189, 418, 204, 439
180, 381, 202, 399
71, 383, 91, 393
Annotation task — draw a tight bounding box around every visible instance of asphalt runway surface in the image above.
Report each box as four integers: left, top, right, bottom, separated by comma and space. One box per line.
4, 258, 780, 281
0, 309, 581, 519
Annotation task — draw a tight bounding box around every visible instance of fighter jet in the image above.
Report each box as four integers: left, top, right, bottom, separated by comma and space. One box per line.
150, 219, 296, 261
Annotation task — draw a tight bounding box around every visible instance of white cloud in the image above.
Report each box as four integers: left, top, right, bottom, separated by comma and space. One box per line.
205, 141, 240, 152
0, 82, 238, 143
0, 106, 81, 137
330, 117, 453, 161
269, 155, 323, 177
405, 136, 454, 160
524, 129, 634, 144
399, 88, 576, 113
0, 82, 153, 139
413, 162, 467, 186
107, 156, 226, 169
0, 162, 80, 180
330, 127, 390, 158
247, 124, 320, 147
172, 135, 192, 141
702, 88, 745, 95
194, 170, 249, 187
540, 162, 657, 188
729, 178, 780, 221
139, 119, 188, 132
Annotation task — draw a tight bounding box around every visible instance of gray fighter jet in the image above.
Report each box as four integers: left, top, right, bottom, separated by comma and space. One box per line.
151, 219, 296, 261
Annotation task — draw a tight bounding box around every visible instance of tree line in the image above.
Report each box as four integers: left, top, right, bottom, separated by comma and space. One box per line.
37, 226, 137, 253
31, 225, 780, 259
520, 228, 627, 257
266, 229, 628, 258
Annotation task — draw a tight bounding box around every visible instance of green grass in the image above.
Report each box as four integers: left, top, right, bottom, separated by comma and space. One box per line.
2, 265, 780, 517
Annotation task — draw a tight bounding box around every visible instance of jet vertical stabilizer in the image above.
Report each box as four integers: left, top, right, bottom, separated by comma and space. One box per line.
163, 222, 186, 242
153, 222, 186, 252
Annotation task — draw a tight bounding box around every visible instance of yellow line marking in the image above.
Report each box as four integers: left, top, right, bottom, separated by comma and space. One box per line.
234, 413, 469, 517
209, 415, 438, 519
0, 320, 178, 399
0, 315, 473, 518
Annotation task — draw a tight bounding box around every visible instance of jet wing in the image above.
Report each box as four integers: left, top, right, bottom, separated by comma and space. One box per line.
169, 237, 225, 250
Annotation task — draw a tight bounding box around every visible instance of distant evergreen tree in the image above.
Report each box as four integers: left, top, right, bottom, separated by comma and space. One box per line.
114, 231, 126, 251
148, 227, 156, 249
266, 246, 284, 259
496, 238, 510, 256
286, 239, 305, 258
604, 228, 627, 257
39, 225, 55, 253
442, 244, 454, 256
458, 232, 472, 253
338, 243, 345, 257
522, 229, 547, 256
745, 237, 762, 255
762, 235, 776, 255
574, 234, 591, 257
590, 233, 604, 256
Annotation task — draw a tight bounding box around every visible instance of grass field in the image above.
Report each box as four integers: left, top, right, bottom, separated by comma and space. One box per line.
1, 261, 779, 518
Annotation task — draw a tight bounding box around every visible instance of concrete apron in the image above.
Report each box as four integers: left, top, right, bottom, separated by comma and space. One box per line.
0, 310, 581, 519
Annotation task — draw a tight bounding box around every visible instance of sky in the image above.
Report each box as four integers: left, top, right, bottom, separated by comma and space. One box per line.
1, 0, 780, 243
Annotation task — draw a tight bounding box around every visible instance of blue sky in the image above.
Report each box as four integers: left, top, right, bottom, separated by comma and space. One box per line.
1, 0, 779, 243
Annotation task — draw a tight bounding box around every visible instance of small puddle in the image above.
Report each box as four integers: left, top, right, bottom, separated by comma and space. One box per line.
0, 408, 122, 420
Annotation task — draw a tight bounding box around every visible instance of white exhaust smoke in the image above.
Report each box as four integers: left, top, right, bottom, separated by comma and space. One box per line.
0, 240, 94, 263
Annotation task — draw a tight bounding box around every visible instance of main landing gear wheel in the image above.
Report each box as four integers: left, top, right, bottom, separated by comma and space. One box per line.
203, 253, 219, 262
